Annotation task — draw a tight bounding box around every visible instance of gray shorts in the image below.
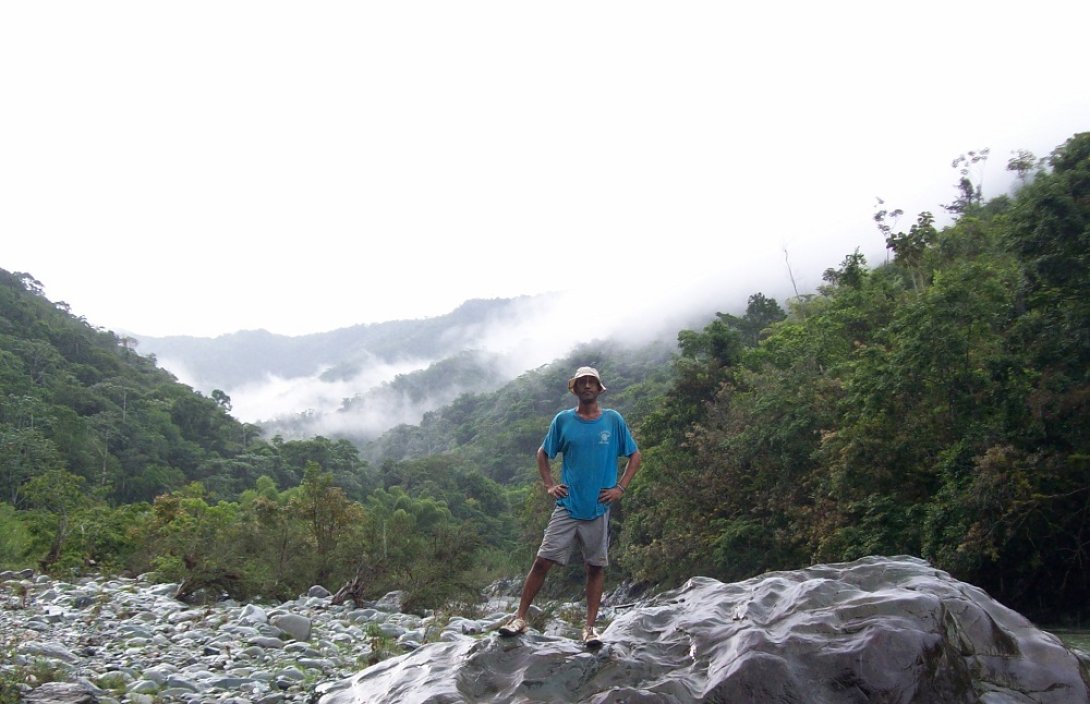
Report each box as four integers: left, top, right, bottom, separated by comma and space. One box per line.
537, 505, 610, 567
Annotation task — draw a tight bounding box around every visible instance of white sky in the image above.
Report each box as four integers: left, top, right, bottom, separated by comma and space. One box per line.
3, 1, 1088, 338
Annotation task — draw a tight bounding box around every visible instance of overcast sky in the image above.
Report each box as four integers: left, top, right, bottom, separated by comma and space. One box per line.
3, 1, 1088, 339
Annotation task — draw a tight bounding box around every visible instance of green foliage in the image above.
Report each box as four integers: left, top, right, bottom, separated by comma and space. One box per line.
20, 469, 96, 572
362, 622, 401, 666
139, 485, 245, 598
0, 502, 32, 569
620, 132, 1090, 621
0, 269, 258, 505
288, 462, 366, 587
272, 435, 377, 501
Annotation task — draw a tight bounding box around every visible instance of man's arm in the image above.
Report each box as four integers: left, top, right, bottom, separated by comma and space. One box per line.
618, 450, 642, 491
537, 446, 568, 499
599, 450, 641, 504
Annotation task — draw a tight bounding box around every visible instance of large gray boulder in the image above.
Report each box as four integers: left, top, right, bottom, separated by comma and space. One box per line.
315, 556, 1090, 703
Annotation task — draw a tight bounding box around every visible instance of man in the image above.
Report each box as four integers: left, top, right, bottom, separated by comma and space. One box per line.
499, 366, 642, 647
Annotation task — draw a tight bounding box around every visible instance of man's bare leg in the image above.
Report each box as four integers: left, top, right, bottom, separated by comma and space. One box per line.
516, 556, 556, 619
585, 563, 605, 628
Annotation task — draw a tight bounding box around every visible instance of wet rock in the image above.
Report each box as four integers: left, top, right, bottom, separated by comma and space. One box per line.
315, 556, 1090, 704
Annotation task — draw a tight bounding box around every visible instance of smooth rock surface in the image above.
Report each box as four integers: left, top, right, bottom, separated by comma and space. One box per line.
316, 556, 1090, 704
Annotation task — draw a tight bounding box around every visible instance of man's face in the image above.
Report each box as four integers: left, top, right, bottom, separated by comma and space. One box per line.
574, 376, 602, 400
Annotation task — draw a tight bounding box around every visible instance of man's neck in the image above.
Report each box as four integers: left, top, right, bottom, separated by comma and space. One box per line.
576, 401, 601, 419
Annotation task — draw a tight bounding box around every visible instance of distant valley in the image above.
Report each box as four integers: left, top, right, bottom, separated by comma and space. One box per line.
133, 292, 719, 444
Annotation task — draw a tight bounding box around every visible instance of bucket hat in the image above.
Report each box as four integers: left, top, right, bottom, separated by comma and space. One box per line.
568, 366, 606, 393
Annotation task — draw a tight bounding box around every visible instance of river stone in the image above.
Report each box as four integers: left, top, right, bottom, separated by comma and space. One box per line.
211, 675, 257, 689
251, 635, 286, 649
163, 675, 202, 692
240, 603, 269, 623
277, 666, 307, 681
272, 612, 312, 641
315, 556, 1090, 703
21, 681, 99, 703
141, 666, 173, 684
129, 679, 160, 694
146, 582, 180, 596
373, 591, 405, 612
284, 641, 321, 656
20, 641, 80, 662
167, 608, 203, 624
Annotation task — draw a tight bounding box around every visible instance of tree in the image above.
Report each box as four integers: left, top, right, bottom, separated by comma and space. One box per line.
0, 423, 63, 506
140, 484, 246, 600
1006, 149, 1040, 185
822, 250, 868, 290
883, 212, 938, 290
21, 469, 91, 571
211, 389, 232, 412
721, 293, 786, 347
943, 148, 990, 214
290, 462, 365, 586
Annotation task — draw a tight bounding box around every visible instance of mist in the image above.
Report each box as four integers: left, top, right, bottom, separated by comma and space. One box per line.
156, 253, 820, 443
150, 159, 1042, 443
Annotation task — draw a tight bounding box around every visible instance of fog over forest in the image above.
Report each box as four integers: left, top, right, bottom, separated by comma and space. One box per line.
147, 265, 801, 439
140, 158, 1049, 442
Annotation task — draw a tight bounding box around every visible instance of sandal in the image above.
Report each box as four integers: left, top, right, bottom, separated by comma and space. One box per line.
498, 616, 528, 636
582, 625, 603, 648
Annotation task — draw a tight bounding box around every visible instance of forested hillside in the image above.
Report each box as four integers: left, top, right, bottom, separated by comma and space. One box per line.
0, 271, 252, 505
2, 131, 1087, 623
358, 338, 679, 478
619, 132, 1090, 621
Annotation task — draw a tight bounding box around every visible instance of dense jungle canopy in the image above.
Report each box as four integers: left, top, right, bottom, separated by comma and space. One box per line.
1, 131, 1088, 621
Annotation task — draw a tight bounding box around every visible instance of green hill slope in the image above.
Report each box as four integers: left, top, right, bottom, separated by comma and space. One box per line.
1, 270, 250, 504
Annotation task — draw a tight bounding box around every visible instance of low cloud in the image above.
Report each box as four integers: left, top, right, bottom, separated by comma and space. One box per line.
158, 256, 833, 443
228, 356, 432, 425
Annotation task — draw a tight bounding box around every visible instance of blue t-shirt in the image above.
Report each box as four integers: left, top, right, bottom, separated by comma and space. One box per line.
541, 408, 639, 520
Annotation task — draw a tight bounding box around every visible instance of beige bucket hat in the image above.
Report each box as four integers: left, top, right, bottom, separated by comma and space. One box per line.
568, 366, 607, 393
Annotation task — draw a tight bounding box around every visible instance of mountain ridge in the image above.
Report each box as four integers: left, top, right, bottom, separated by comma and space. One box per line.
132, 291, 717, 438
132, 295, 548, 390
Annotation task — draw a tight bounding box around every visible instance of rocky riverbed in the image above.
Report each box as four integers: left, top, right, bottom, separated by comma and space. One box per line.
0, 569, 530, 704
6, 557, 1090, 703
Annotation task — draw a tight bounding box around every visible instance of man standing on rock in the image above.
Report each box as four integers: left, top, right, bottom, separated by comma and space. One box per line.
500, 366, 641, 647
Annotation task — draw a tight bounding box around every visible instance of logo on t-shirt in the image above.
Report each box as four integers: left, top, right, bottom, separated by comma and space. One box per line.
599, 431, 611, 445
